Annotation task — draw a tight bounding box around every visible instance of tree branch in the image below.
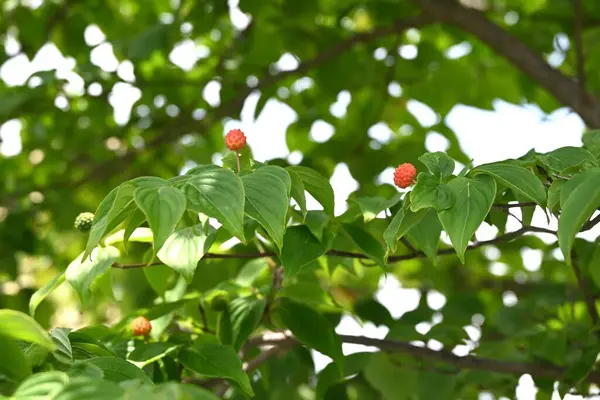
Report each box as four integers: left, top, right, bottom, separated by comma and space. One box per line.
248, 331, 600, 384
111, 225, 556, 269
573, 0, 587, 99
413, 0, 600, 128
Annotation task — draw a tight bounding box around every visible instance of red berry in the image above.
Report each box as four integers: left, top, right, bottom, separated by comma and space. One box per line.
131, 316, 152, 337
393, 163, 417, 189
225, 129, 246, 151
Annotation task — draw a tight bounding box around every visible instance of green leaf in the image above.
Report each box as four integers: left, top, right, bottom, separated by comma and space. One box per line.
143, 264, 176, 296
409, 173, 438, 211
169, 165, 245, 242
287, 166, 335, 215
54, 376, 124, 400
29, 271, 65, 317
241, 166, 291, 250
0, 336, 31, 382
364, 353, 418, 400
12, 371, 68, 399
128, 343, 180, 368
583, 129, 600, 159
288, 169, 308, 218
279, 282, 337, 311
547, 179, 565, 213
350, 193, 402, 223
410, 173, 455, 211
0, 309, 55, 351
383, 208, 427, 253
419, 372, 456, 400
179, 343, 253, 396
418, 151, 455, 180
152, 382, 221, 400
316, 352, 372, 399
281, 225, 329, 278
82, 357, 153, 385
537, 146, 598, 174
303, 211, 329, 241
65, 246, 120, 309
83, 177, 166, 260
341, 224, 386, 267
229, 295, 265, 351
50, 328, 73, 364
157, 223, 216, 283
407, 208, 443, 260
122, 209, 148, 251
103, 226, 153, 247
471, 161, 546, 207
558, 168, 600, 264
588, 246, 600, 288
134, 185, 187, 253
276, 298, 343, 370
437, 175, 497, 263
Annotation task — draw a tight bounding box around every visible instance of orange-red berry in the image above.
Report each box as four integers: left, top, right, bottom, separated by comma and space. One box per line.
393, 163, 417, 189
225, 129, 246, 151
131, 316, 152, 337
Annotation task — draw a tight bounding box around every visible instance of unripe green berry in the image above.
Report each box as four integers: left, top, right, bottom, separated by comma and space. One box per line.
74, 212, 94, 232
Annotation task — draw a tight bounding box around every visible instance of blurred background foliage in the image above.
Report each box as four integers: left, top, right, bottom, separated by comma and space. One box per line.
2, 0, 600, 397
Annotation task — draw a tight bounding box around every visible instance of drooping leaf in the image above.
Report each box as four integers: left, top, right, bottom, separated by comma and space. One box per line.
50, 328, 73, 365
65, 246, 120, 309
241, 166, 291, 250
383, 208, 427, 253
419, 151, 455, 180
558, 168, 600, 264
407, 208, 443, 260
276, 298, 343, 370
0, 336, 31, 382
229, 295, 266, 351
287, 166, 335, 215
134, 185, 187, 253
128, 343, 180, 368
437, 175, 497, 263
169, 165, 245, 242
29, 271, 65, 317
0, 309, 55, 351
537, 146, 598, 174
53, 376, 124, 400
288, 169, 308, 218
471, 161, 546, 207
315, 352, 372, 399
341, 224, 386, 267
157, 223, 216, 283
179, 343, 253, 396
350, 193, 402, 223
82, 357, 153, 385
281, 225, 329, 278
12, 371, 68, 399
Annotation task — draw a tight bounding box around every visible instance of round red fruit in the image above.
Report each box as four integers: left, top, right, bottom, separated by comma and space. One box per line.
225, 129, 246, 151
131, 316, 152, 337
393, 163, 417, 189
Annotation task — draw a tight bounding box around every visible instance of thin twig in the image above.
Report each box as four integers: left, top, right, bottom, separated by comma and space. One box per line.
581, 212, 600, 232
248, 331, 600, 384
492, 202, 536, 209
111, 225, 557, 269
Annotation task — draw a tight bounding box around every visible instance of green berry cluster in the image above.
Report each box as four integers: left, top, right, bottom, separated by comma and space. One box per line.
74, 212, 94, 232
